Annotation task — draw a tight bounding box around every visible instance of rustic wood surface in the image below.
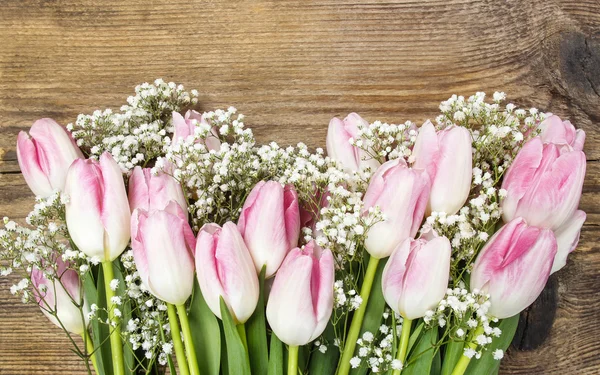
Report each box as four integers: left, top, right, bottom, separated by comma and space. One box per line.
1, 0, 599, 374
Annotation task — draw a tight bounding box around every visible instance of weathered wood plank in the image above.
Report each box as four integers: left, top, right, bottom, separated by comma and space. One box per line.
0, 0, 599, 374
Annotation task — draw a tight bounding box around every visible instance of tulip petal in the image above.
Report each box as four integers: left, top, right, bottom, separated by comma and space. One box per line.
283, 185, 301, 250
17, 131, 53, 197
551, 210, 586, 274
412, 120, 440, 174
309, 246, 334, 341
382, 239, 411, 316
196, 224, 227, 319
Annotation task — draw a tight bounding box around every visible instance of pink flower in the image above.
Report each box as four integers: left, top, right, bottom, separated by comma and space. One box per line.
238, 181, 301, 277
64, 152, 131, 262
31, 256, 89, 334
412, 122, 472, 215
538, 115, 585, 151
195, 222, 259, 323
16, 118, 84, 197
128, 166, 187, 213
131, 202, 196, 305
552, 210, 586, 274
326, 113, 380, 172
266, 241, 334, 346
470, 218, 557, 319
501, 137, 586, 230
382, 236, 451, 320
362, 159, 431, 258
172, 110, 221, 151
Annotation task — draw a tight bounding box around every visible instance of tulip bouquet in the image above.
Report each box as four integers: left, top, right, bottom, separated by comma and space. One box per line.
0, 80, 587, 375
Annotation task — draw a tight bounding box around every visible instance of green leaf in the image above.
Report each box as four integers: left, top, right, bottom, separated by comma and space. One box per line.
403, 326, 438, 375
407, 321, 424, 357
350, 258, 388, 375
307, 323, 339, 375
110, 262, 134, 375
87, 265, 113, 375
431, 346, 441, 375
440, 338, 465, 375
220, 297, 251, 375
268, 333, 284, 375
83, 270, 107, 375
246, 268, 269, 375
464, 315, 519, 375
188, 280, 221, 375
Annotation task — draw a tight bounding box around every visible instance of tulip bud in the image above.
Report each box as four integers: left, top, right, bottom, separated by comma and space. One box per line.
238, 181, 301, 277
16, 118, 84, 197
538, 115, 585, 151
382, 236, 451, 320
195, 222, 259, 323
31, 256, 89, 334
412, 122, 472, 215
551, 210, 586, 274
362, 159, 430, 258
172, 110, 221, 151
128, 166, 187, 213
326, 113, 380, 172
502, 137, 586, 230
131, 202, 196, 305
64, 152, 131, 262
470, 218, 557, 319
266, 241, 334, 346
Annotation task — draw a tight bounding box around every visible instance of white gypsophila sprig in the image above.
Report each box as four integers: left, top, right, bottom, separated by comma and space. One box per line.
354, 120, 418, 162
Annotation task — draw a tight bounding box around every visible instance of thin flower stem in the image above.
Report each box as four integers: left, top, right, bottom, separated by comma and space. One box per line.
102, 261, 125, 375
176, 304, 201, 375
337, 255, 380, 375
392, 318, 412, 375
83, 332, 100, 375
450, 325, 485, 375
287, 345, 299, 375
167, 303, 190, 375
236, 323, 248, 352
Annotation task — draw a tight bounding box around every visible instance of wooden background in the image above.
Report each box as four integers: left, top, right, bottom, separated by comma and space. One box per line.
0, 0, 599, 373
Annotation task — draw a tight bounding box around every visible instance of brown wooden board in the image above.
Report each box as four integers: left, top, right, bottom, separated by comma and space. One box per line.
0, 1, 599, 374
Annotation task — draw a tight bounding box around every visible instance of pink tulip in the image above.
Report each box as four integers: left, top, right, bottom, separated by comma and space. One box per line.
128, 166, 187, 213
326, 113, 380, 172
238, 181, 301, 277
131, 202, 196, 305
172, 110, 221, 151
382, 236, 451, 320
538, 115, 585, 151
266, 241, 334, 346
362, 159, 431, 258
412, 122, 472, 215
16, 118, 84, 197
501, 137, 586, 230
31, 256, 88, 334
195, 222, 259, 323
64, 152, 131, 261
470, 218, 557, 319
552, 210, 586, 274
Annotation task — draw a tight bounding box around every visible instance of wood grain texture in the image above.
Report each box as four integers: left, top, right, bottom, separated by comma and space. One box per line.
0, 0, 599, 374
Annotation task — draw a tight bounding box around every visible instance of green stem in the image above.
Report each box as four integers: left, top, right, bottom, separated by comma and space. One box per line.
392, 318, 413, 375
237, 323, 248, 351
287, 345, 298, 375
450, 325, 485, 375
167, 303, 190, 375
337, 255, 380, 375
102, 261, 125, 375
83, 332, 100, 375
177, 304, 201, 375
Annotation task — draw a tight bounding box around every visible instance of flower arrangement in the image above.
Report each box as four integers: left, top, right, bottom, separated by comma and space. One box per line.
0, 79, 587, 375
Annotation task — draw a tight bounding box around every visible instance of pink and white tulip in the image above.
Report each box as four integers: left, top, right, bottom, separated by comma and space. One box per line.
31, 257, 89, 335
17, 118, 84, 197
470, 217, 557, 319
538, 115, 585, 151
326, 113, 380, 173
362, 159, 431, 258
552, 210, 586, 274
501, 137, 586, 230
412, 122, 472, 215
382, 236, 451, 320
131, 202, 196, 305
128, 166, 187, 213
238, 181, 301, 277
195, 222, 259, 323
64, 152, 131, 262
172, 110, 221, 151
266, 241, 334, 346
